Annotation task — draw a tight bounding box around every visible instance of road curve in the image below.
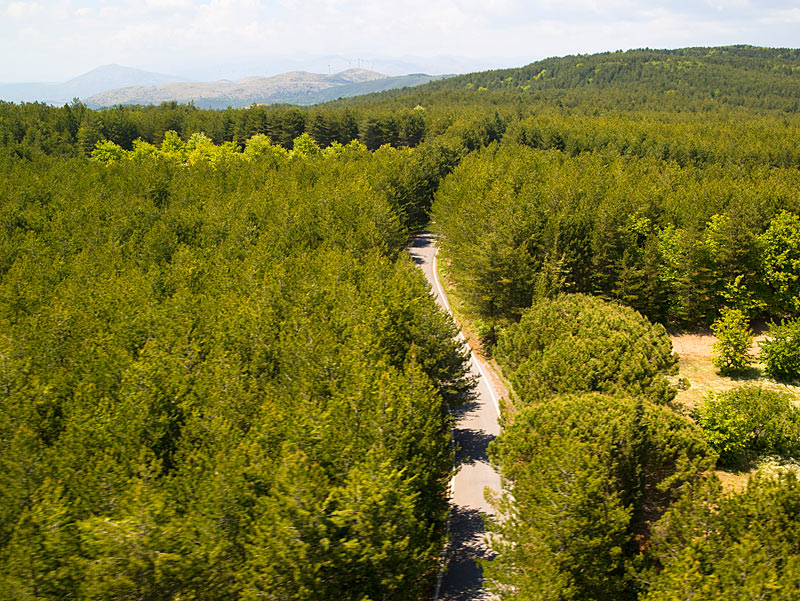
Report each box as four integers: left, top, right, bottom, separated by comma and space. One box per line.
408, 232, 502, 601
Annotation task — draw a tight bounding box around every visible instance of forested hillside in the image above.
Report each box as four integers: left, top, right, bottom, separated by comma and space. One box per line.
0, 137, 477, 598
341, 44, 800, 113
3, 45, 800, 600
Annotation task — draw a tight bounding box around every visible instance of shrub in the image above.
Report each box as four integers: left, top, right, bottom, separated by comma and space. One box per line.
760, 318, 800, 382
710, 307, 753, 375
695, 386, 800, 467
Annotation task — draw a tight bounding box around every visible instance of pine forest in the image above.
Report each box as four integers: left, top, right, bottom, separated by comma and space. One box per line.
2, 45, 800, 600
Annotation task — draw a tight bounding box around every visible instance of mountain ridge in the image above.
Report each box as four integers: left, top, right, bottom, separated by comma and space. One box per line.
84, 69, 446, 109
0, 64, 185, 105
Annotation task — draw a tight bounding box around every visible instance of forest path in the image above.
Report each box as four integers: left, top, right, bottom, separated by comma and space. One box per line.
407, 232, 502, 601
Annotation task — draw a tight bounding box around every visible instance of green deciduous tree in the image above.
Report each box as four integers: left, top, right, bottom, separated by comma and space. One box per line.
90, 139, 125, 165
243, 133, 289, 162
760, 317, 800, 382
159, 130, 187, 162
710, 307, 754, 375
291, 132, 322, 158
695, 386, 800, 467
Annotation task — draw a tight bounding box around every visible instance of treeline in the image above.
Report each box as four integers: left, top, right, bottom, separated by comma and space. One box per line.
4, 46, 800, 165
505, 112, 800, 169
0, 146, 474, 598
433, 144, 800, 330
0, 100, 435, 158
484, 294, 800, 600
401, 45, 800, 113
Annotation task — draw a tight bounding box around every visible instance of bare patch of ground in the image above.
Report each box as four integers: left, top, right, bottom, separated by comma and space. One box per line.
670, 331, 800, 493
715, 469, 751, 494
671, 331, 800, 411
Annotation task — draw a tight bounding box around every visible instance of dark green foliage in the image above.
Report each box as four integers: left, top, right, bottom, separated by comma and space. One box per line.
695, 386, 800, 467
432, 143, 800, 329
361, 115, 399, 150
761, 318, 800, 381
486, 394, 712, 601
644, 473, 800, 601
495, 294, 678, 405
245, 447, 435, 601
309, 113, 336, 147
504, 112, 800, 169
0, 150, 472, 599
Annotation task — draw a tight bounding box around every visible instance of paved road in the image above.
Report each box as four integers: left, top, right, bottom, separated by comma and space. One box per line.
408, 232, 502, 601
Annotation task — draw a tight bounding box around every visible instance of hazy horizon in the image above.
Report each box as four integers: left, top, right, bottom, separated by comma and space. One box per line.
0, 53, 534, 85
2, 0, 799, 83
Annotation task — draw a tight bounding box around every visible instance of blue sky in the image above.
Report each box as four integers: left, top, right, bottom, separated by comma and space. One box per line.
2, 0, 800, 81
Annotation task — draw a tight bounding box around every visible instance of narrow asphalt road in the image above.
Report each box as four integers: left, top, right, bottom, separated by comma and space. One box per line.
408, 232, 502, 601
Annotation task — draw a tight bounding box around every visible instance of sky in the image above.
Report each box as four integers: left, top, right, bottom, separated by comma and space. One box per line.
2, 0, 800, 82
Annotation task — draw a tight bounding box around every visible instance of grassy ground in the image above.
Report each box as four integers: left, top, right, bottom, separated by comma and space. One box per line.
434, 255, 483, 356
671, 332, 800, 411
670, 331, 800, 492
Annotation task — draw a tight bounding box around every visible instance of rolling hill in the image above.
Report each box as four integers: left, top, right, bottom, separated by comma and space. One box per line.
334, 45, 800, 114
84, 69, 447, 109
0, 64, 185, 105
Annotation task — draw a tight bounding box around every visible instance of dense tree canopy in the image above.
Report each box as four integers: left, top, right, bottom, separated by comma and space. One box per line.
496, 294, 678, 405
0, 148, 472, 600
487, 393, 712, 601
433, 143, 800, 329
3, 44, 800, 601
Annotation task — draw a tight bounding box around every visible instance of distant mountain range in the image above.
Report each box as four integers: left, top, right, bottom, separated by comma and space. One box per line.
0, 64, 449, 108
84, 69, 447, 109
0, 64, 185, 105
278, 73, 449, 106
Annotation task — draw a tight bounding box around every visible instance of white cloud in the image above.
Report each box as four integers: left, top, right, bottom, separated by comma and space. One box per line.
144, 0, 193, 8
0, 0, 797, 82
705, 0, 750, 10
7, 1, 41, 19
760, 7, 800, 24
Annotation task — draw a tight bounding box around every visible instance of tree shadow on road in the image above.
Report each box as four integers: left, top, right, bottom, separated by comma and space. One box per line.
440, 506, 496, 601
410, 231, 435, 247
454, 427, 495, 466
451, 398, 479, 418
